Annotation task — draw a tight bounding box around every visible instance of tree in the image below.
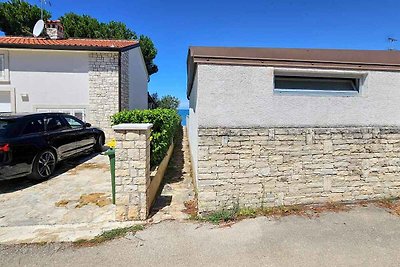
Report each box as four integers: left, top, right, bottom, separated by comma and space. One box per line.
0, 0, 51, 36
0, 2, 158, 76
60, 13, 158, 75
139, 35, 158, 75
60, 13, 136, 40
157, 95, 180, 110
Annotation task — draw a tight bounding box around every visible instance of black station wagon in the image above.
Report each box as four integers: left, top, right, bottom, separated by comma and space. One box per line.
0, 113, 105, 181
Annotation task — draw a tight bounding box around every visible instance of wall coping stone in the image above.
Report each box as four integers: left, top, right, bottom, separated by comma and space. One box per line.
112, 123, 153, 131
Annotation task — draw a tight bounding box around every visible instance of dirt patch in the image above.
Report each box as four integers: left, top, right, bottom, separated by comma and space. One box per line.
375, 198, 400, 216
76, 193, 111, 208
66, 162, 109, 175
183, 198, 198, 217
55, 200, 69, 207
55, 193, 112, 209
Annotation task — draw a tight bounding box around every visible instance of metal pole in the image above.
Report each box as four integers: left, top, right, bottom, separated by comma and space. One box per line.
40, 0, 43, 20
109, 151, 116, 205
103, 148, 116, 205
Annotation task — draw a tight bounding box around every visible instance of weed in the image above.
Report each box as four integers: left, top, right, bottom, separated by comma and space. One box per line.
183, 199, 198, 217
195, 202, 356, 225
236, 208, 257, 218
202, 210, 236, 224
74, 225, 144, 246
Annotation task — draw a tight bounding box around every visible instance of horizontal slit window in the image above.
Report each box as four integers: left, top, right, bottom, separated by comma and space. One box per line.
274, 76, 359, 94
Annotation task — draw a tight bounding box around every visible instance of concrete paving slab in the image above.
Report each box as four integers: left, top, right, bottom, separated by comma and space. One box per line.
0, 153, 124, 243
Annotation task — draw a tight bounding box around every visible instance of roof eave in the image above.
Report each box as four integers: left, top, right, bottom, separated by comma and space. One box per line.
186, 48, 400, 99
0, 42, 140, 52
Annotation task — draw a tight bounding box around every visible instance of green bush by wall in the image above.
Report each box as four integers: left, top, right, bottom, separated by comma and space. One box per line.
111, 109, 181, 166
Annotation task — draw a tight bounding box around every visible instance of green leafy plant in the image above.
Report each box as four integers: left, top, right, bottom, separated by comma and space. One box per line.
111, 109, 181, 166
0, 0, 51, 36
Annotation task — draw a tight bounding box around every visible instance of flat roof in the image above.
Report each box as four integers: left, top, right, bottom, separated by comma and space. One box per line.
187, 46, 400, 98
0, 36, 139, 52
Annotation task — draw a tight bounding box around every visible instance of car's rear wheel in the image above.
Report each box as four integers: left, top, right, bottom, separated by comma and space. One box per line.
94, 134, 104, 152
28, 150, 57, 180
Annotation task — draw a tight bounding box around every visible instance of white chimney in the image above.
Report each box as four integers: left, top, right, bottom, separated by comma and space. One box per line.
45, 20, 64, 40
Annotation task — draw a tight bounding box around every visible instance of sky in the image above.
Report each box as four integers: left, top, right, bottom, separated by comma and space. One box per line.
1, 0, 400, 108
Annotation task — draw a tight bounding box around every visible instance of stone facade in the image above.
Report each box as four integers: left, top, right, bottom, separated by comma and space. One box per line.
196, 127, 400, 213
120, 51, 130, 110
88, 52, 120, 138
113, 124, 152, 220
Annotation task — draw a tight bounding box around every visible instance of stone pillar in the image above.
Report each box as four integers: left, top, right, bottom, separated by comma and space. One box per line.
112, 123, 152, 221
88, 52, 119, 139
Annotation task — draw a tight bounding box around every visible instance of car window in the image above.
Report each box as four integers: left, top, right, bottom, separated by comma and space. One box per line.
64, 116, 84, 129
22, 118, 44, 135
0, 119, 15, 137
45, 116, 68, 132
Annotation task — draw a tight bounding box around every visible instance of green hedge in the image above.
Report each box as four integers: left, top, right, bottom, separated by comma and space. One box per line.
111, 109, 181, 166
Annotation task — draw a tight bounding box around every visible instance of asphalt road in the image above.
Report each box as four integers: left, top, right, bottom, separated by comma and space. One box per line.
1, 206, 400, 267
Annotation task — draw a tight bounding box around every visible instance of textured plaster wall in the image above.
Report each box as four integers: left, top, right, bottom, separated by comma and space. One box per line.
128, 48, 148, 110
187, 71, 199, 185
3, 49, 89, 113
195, 64, 400, 128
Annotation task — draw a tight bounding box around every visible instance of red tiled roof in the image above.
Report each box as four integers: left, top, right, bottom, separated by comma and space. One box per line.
0, 36, 139, 51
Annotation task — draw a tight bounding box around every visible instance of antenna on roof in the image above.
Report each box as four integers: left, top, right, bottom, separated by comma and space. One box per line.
32, 0, 51, 37
388, 37, 398, 50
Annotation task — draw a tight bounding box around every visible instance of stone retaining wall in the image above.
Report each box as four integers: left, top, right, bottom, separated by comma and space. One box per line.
197, 127, 400, 213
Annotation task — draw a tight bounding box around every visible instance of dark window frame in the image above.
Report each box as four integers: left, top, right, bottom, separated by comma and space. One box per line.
274, 75, 360, 96
20, 117, 45, 136
63, 115, 85, 129
44, 115, 69, 132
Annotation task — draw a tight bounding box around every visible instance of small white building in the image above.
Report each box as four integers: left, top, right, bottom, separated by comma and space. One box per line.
187, 46, 400, 213
0, 21, 149, 136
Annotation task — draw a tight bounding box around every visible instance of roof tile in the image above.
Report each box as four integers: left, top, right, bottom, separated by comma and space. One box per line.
0, 36, 138, 50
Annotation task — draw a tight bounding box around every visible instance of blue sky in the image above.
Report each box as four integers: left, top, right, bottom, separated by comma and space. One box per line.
1, 0, 399, 108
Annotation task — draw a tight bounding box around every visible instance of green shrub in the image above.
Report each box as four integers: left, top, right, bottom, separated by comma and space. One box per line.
111, 109, 181, 166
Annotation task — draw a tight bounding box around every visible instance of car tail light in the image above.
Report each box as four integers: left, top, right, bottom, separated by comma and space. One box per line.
0, 144, 9, 152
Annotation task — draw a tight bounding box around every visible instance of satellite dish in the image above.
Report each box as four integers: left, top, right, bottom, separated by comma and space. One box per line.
33, 19, 45, 37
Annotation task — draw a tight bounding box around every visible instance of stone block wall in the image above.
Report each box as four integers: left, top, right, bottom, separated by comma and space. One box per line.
88, 52, 119, 138
120, 51, 130, 110
196, 127, 400, 213
113, 124, 152, 220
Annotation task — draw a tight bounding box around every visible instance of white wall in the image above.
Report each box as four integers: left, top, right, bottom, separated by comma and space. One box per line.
0, 49, 89, 113
128, 47, 148, 109
187, 71, 199, 184
195, 64, 400, 127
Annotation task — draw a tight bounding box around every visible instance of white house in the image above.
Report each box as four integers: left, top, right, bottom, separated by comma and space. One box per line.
187, 46, 400, 213
0, 21, 149, 137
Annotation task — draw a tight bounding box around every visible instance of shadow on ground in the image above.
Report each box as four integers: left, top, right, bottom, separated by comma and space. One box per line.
0, 152, 101, 194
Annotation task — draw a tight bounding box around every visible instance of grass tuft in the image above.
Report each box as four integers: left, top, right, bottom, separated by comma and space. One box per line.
74, 225, 144, 246
195, 202, 352, 225
202, 210, 236, 224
